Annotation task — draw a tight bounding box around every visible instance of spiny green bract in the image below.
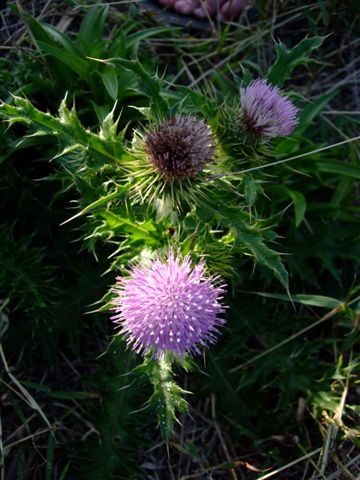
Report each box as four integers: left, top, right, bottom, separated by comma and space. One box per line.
124, 125, 219, 210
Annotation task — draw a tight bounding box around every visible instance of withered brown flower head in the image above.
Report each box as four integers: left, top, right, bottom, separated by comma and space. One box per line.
144, 115, 215, 180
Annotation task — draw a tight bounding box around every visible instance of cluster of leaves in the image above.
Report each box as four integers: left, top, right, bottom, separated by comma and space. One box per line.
0, 2, 359, 478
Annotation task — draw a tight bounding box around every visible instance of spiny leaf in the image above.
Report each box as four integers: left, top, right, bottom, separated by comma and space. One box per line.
61, 183, 130, 225
108, 58, 168, 118
199, 200, 289, 289
94, 210, 161, 246
267, 36, 325, 86
0, 96, 124, 164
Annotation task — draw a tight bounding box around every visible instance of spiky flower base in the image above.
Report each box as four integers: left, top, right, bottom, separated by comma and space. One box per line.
216, 101, 264, 157
127, 115, 216, 208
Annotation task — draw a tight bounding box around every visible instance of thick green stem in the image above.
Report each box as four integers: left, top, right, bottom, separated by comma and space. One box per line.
145, 353, 188, 442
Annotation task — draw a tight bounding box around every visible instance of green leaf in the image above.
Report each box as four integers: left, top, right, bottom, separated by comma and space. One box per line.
201, 201, 288, 288
58, 463, 71, 480
46, 434, 55, 480
19, 10, 69, 81
20, 381, 51, 393
49, 391, 96, 400
298, 90, 338, 132
243, 176, 264, 206
40, 23, 79, 55
77, 6, 109, 54
126, 26, 176, 55
330, 145, 358, 206
16, 451, 26, 480
306, 158, 360, 180
109, 59, 168, 117
116, 70, 140, 100
0, 311, 8, 340
267, 36, 325, 86
318, 0, 329, 25
211, 70, 239, 96
62, 184, 130, 225
108, 29, 126, 57
36, 41, 92, 86
91, 102, 112, 124
311, 390, 340, 413
284, 188, 307, 227
96, 211, 159, 244
254, 292, 343, 309
100, 69, 119, 100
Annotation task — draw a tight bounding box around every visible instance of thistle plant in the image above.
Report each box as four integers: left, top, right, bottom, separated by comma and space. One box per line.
0, 36, 325, 443
4, 8, 359, 476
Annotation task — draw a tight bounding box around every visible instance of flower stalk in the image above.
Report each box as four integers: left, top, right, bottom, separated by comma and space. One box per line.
145, 352, 188, 442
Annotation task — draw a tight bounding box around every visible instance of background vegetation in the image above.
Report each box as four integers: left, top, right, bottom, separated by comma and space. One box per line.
0, 1, 359, 479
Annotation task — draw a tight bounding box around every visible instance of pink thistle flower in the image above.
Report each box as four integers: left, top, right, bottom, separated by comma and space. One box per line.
144, 115, 215, 180
240, 79, 299, 138
111, 251, 226, 357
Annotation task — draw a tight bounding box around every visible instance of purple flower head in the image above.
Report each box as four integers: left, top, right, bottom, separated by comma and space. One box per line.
240, 79, 298, 138
144, 115, 215, 180
111, 251, 226, 357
